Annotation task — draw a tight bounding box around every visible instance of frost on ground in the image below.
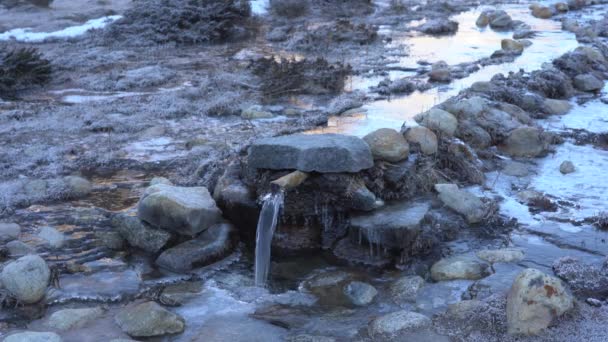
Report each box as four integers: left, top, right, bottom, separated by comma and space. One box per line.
0, 15, 121, 43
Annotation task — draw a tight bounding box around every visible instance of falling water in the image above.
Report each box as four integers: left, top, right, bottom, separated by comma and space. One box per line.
254, 190, 284, 287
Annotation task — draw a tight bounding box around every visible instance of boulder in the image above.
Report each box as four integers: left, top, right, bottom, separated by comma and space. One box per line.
138, 184, 222, 236
38, 226, 65, 248
368, 310, 431, 339
155, 223, 235, 273
3, 332, 62, 342
6, 240, 35, 257
390, 275, 425, 303
431, 255, 491, 281
507, 268, 574, 335
46, 307, 104, 331
477, 248, 525, 264
443, 96, 487, 119
499, 127, 547, 158
543, 99, 572, 115
418, 19, 458, 35
112, 213, 172, 253
531, 5, 553, 19
350, 201, 430, 249
573, 74, 603, 92
415, 108, 458, 136
501, 39, 524, 54
502, 160, 531, 177
302, 270, 356, 306
363, 128, 410, 162
457, 120, 492, 149
248, 134, 373, 173
0, 222, 20, 242
343, 281, 377, 306
559, 160, 575, 174
489, 10, 513, 29
476, 12, 490, 27
434, 184, 486, 224
403, 126, 438, 155
0, 255, 50, 304
115, 301, 185, 337
428, 62, 451, 82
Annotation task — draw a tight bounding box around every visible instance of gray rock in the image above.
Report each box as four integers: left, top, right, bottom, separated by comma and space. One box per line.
428, 62, 451, 82
95, 231, 126, 250
417, 19, 458, 35
507, 268, 574, 335
543, 99, 572, 115
363, 128, 410, 162
368, 310, 431, 339
350, 201, 430, 249
434, 184, 486, 224
112, 213, 172, 253
499, 126, 547, 158
559, 160, 576, 174
343, 281, 377, 306
248, 134, 373, 173
403, 126, 438, 155
115, 301, 185, 337
415, 108, 458, 136
38, 226, 65, 248
573, 74, 604, 92
3, 332, 62, 342
138, 184, 222, 236
302, 270, 356, 306
0, 222, 20, 242
6, 240, 35, 256
155, 223, 235, 273
489, 10, 513, 29
242, 105, 275, 120
477, 248, 525, 264
46, 307, 104, 331
431, 255, 491, 281
501, 39, 524, 54
390, 275, 425, 303
0, 255, 50, 303
531, 5, 553, 19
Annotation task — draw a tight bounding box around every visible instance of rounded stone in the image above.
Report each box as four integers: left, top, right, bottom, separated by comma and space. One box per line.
115, 301, 185, 337
368, 310, 431, 339
46, 307, 105, 331
415, 108, 458, 136
559, 160, 575, 174
403, 126, 438, 155
477, 248, 525, 264
0, 255, 50, 304
390, 275, 425, 303
431, 255, 491, 281
343, 281, 378, 306
0, 222, 20, 242
363, 128, 410, 162
499, 126, 546, 157
543, 99, 572, 115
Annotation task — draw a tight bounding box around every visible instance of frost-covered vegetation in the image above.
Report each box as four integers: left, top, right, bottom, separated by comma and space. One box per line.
0, 47, 51, 98
105, 0, 253, 45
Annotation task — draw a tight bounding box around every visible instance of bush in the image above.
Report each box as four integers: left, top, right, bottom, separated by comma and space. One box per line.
251, 57, 351, 99
0, 47, 51, 98
269, 0, 309, 18
106, 0, 252, 45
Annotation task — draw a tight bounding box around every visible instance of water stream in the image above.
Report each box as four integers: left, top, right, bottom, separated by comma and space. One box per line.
254, 191, 284, 287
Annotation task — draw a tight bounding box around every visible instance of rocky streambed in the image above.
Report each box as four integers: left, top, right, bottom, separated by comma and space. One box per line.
2, 0, 608, 341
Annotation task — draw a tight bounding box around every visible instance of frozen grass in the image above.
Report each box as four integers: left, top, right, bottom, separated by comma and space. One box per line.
0, 47, 51, 97
105, 0, 252, 45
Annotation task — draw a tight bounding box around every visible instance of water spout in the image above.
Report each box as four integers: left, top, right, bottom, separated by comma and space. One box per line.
254, 190, 284, 287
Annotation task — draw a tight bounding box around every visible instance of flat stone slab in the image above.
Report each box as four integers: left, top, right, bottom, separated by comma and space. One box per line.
350, 201, 431, 249
248, 133, 373, 173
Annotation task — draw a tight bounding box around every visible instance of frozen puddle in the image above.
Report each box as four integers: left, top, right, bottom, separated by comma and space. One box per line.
124, 137, 182, 162
542, 83, 608, 133
0, 15, 121, 42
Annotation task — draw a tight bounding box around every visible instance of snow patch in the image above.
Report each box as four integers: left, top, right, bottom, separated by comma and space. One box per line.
0, 15, 122, 42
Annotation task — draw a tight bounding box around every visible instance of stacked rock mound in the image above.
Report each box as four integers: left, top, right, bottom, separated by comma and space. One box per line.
111, 178, 235, 273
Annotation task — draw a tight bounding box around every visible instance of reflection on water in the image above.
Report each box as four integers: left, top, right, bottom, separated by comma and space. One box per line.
310, 4, 578, 137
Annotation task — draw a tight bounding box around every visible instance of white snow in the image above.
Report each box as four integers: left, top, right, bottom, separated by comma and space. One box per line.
0, 15, 122, 42
250, 0, 269, 15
